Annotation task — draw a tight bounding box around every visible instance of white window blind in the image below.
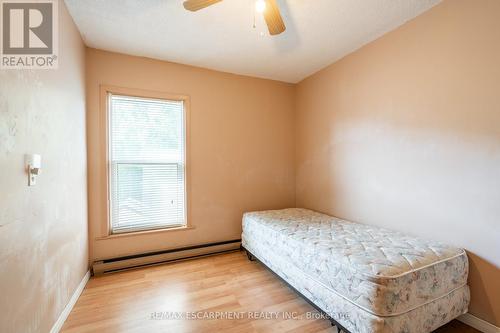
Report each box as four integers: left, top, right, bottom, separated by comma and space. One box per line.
109, 94, 186, 233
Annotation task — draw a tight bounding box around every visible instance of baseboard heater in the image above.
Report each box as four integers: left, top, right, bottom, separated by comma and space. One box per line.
92, 239, 241, 275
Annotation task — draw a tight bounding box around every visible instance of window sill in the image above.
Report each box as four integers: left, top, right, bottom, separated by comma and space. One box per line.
96, 225, 195, 240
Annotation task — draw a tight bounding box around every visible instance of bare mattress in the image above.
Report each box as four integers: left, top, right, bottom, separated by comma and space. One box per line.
241, 208, 469, 332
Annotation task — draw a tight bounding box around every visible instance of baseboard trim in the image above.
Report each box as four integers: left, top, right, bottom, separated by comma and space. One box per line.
458, 313, 500, 333
92, 240, 241, 275
50, 270, 90, 333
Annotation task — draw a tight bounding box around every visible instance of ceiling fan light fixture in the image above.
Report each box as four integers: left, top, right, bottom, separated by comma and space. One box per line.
183, 0, 285, 36
255, 0, 266, 13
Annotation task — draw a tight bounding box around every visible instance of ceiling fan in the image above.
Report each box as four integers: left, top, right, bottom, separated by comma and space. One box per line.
183, 0, 286, 36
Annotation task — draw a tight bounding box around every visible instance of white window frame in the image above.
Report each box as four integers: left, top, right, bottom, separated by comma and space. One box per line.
101, 85, 190, 236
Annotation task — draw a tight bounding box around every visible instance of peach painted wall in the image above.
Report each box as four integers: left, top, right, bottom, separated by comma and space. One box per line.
0, 2, 88, 333
296, 0, 500, 326
86, 48, 295, 261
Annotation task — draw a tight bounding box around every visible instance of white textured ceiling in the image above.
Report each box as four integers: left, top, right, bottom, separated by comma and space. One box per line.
65, 0, 441, 83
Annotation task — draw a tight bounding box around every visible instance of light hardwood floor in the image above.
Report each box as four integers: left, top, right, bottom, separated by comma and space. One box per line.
62, 251, 479, 333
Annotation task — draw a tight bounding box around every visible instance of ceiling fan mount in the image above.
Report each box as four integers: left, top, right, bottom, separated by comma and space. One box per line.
183, 0, 286, 36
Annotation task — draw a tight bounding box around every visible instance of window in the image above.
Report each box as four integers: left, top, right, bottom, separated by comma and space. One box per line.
108, 93, 186, 234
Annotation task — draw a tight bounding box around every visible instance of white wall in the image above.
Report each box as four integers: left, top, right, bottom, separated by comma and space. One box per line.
0, 2, 88, 332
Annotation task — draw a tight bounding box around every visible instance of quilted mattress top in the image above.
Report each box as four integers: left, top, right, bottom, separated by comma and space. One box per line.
242, 208, 468, 316
244, 208, 464, 278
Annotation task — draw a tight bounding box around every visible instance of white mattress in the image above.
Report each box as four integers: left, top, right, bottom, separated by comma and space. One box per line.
241, 208, 469, 320
244, 235, 469, 333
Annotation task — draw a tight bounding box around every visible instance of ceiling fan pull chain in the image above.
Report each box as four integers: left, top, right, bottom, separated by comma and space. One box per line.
253, 2, 256, 29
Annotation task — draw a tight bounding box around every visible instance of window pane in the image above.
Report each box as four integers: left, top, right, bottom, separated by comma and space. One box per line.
109, 94, 186, 233
111, 163, 185, 232
110, 95, 184, 163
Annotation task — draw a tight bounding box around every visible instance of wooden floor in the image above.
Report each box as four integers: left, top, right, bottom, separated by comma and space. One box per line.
62, 251, 479, 333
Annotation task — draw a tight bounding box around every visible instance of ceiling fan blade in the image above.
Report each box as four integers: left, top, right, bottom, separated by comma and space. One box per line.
183, 0, 222, 11
263, 0, 286, 35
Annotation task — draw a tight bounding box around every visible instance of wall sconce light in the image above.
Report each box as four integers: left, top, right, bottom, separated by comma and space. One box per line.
25, 154, 42, 186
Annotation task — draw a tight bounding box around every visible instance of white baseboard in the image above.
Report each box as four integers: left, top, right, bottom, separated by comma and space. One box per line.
50, 270, 90, 333
92, 241, 241, 275
458, 313, 500, 333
